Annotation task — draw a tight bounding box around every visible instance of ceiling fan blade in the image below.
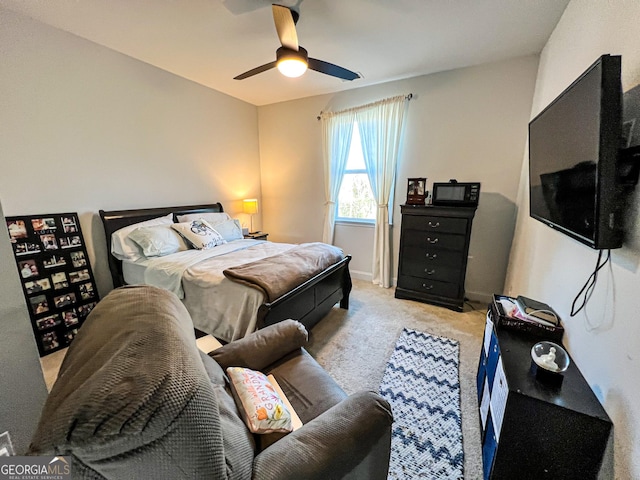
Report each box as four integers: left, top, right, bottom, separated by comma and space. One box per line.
272, 4, 299, 51
234, 61, 277, 80
308, 58, 360, 81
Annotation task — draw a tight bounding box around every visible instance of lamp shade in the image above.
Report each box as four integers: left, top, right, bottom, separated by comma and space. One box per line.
243, 199, 259, 215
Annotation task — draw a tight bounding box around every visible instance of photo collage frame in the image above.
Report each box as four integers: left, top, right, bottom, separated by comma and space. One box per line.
6, 212, 99, 356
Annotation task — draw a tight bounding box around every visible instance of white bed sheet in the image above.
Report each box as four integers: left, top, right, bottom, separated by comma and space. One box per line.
122, 259, 147, 285
122, 239, 297, 342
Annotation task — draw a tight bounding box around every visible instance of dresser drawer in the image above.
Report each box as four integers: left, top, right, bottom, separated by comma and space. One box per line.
403, 246, 465, 268
397, 275, 460, 298
402, 214, 468, 234
403, 230, 467, 251
401, 260, 462, 283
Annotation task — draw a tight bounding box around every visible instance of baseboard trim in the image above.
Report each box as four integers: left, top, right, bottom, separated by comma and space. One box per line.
349, 270, 372, 282
464, 290, 493, 305
349, 270, 398, 288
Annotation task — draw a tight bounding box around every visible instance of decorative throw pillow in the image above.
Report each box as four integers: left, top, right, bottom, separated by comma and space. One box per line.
111, 213, 174, 261
171, 220, 226, 250
202, 218, 243, 242
128, 225, 189, 257
227, 367, 293, 434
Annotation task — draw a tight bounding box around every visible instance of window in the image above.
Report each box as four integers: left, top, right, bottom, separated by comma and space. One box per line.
336, 124, 376, 222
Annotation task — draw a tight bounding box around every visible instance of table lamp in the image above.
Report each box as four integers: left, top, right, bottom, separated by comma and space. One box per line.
243, 198, 259, 233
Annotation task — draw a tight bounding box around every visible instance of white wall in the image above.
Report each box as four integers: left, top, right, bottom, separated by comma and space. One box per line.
0, 201, 48, 454
0, 8, 261, 297
505, 2, 640, 477
258, 56, 539, 298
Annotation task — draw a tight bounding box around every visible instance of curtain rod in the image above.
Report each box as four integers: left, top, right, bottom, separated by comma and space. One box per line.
317, 93, 413, 120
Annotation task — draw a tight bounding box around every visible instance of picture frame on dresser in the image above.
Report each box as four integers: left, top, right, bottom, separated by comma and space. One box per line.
406, 177, 427, 205
5, 212, 99, 356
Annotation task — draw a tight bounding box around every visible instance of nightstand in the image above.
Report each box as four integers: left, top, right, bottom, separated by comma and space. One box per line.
244, 232, 268, 241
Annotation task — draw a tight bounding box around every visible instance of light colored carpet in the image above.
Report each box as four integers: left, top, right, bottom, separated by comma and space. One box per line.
307, 279, 485, 480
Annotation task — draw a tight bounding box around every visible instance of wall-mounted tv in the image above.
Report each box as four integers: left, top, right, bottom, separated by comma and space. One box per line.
529, 54, 623, 249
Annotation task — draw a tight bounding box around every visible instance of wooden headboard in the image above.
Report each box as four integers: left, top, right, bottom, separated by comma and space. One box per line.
99, 203, 224, 288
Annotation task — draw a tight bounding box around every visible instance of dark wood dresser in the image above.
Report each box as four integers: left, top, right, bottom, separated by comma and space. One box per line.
395, 204, 476, 311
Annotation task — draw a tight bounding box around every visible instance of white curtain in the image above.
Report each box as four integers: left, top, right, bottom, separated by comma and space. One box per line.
320, 110, 356, 244
357, 95, 408, 287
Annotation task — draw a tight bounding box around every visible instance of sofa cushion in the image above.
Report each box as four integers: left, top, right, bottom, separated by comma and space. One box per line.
28, 285, 235, 478
265, 349, 347, 424
252, 391, 393, 480
255, 349, 347, 451
200, 351, 256, 479
199, 349, 227, 386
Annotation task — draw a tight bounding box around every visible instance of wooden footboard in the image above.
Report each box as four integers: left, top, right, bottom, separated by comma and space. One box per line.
257, 254, 352, 331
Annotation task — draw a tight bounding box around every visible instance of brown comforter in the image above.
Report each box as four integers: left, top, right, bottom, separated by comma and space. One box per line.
223, 242, 344, 302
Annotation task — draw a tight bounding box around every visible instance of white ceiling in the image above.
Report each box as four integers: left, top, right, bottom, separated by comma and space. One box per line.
0, 0, 569, 106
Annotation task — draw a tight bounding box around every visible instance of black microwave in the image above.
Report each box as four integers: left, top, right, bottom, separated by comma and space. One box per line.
432, 181, 480, 207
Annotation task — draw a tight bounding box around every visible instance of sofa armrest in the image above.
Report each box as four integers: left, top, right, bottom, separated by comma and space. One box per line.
209, 319, 308, 371
252, 391, 393, 480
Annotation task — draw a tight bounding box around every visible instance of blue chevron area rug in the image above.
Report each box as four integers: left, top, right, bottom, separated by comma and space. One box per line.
379, 328, 463, 479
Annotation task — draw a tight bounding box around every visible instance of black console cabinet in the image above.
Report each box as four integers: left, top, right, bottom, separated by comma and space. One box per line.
395, 204, 476, 311
477, 311, 612, 479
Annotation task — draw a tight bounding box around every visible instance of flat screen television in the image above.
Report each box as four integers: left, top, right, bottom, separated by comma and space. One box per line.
529, 54, 623, 249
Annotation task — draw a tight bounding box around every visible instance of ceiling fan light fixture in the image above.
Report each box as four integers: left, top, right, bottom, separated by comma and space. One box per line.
234, 7, 360, 82
277, 58, 307, 77
276, 46, 308, 78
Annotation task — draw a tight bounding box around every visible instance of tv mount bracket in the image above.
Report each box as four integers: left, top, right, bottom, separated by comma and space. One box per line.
618, 144, 640, 187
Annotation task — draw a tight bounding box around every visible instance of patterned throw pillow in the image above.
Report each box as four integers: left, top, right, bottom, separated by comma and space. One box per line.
227, 367, 293, 434
171, 220, 227, 250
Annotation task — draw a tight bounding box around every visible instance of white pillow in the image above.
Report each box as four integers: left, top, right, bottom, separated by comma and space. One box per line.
176, 212, 230, 224
204, 218, 243, 242
111, 213, 173, 261
128, 225, 189, 257
171, 220, 227, 250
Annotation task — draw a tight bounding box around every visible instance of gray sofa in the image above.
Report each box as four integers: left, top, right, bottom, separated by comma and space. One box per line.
29, 285, 392, 479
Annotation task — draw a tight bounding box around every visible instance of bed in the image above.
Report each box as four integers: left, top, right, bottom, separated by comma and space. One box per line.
99, 203, 352, 341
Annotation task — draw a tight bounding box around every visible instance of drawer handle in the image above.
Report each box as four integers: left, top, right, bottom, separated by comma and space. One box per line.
428, 221, 440, 228
426, 237, 439, 244
422, 283, 434, 290
425, 253, 438, 260
424, 269, 436, 275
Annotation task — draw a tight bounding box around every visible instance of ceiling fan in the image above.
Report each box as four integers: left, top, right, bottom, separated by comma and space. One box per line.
234, 4, 361, 81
